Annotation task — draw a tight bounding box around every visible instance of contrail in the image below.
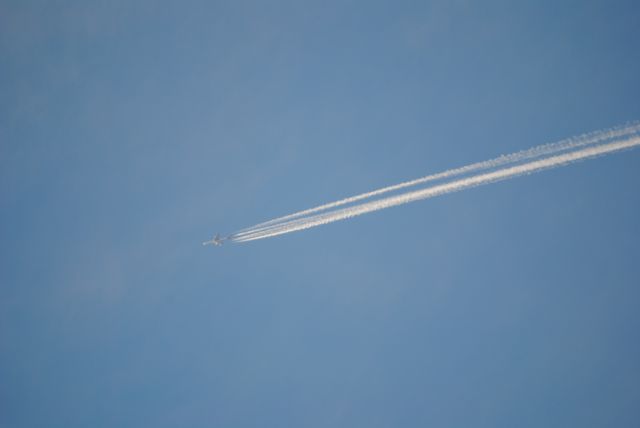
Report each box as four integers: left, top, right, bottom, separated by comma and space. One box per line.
233, 123, 640, 238
231, 129, 640, 243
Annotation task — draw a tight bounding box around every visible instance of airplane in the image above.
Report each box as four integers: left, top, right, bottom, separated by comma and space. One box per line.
202, 233, 225, 246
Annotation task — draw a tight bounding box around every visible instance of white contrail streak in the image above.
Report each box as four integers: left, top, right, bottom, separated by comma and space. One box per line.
234, 123, 640, 238
232, 134, 640, 243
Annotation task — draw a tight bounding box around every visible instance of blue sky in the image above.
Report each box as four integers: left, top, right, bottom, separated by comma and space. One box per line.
2, 1, 640, 426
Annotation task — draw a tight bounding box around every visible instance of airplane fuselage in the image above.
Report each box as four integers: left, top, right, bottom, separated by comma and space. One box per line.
203, 234, 224, 246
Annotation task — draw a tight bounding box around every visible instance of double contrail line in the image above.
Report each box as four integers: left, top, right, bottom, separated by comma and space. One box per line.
223, 123, 640, 243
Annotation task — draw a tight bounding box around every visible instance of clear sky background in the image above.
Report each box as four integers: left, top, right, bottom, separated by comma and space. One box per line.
2, 1, 640, 427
